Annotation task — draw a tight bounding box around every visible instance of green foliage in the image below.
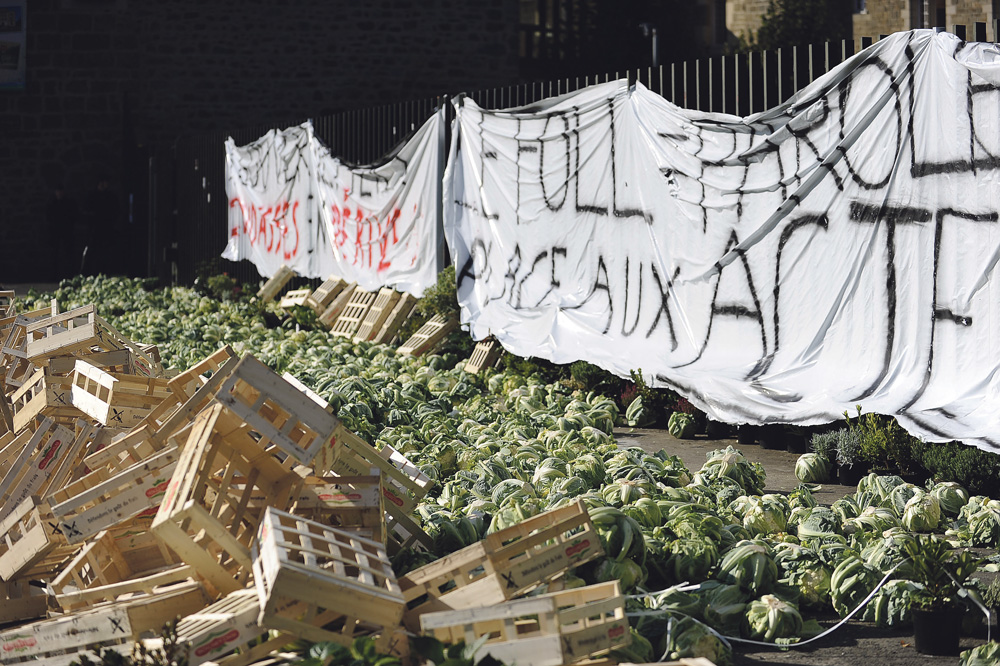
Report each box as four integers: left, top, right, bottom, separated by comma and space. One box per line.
756, 0, 852, 50
569, 360, 627, 395
903, 535, 980, 610
297, 637, 402, 666
397, 266, 474, 356
914, 440, 1000, 498
410, 635, 505, 666
498, 354, 570, 385
842, 407, 919, 473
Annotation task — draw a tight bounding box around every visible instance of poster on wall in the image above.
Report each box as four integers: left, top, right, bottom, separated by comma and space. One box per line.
0, 1, 25, 90
444, 30, 1000, 448
224, 110, 445, 296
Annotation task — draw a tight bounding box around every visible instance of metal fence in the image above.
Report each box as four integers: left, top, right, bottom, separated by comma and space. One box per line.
161, 23, 999, 287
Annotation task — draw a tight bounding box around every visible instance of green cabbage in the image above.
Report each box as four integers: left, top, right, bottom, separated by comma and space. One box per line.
931, 481, 970, 519
668, 411, 698, 439
743, 494, 790, 536
659, 615, 733, 666
960, 641, 1000, 666
745, 594, 805, 642
901, 491, 941, 532
794, 453, 831, 484
717, 539, 778, 597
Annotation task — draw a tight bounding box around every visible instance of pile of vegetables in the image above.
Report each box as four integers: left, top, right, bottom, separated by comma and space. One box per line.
27, 276, 1000, 665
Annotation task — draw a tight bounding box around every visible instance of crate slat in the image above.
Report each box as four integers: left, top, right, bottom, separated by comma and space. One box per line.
353, 288, 401, 343
10, 367, 83, 432
419, 581, 630, 666
278, 287, 313, 310
70, 360, 171, 429
329, 289, 378, 338
464, 338, 504, 374
0, 419, 79, 524
0, 496, 75, 581
304, 276, 348, 315
252, 507, 404, 646
293, 472, 385, 544
371, 293, 418, 345
0, 578, 48, 625
256, 264, 296, 303
397, 315, 459, 356
318, 283, 358, 328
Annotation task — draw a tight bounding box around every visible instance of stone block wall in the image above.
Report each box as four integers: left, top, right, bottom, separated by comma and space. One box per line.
0, 0, 519, 282
727, 0, 770, 43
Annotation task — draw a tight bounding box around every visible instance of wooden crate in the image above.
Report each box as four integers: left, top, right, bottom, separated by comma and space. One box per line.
372, 293, 418, 344
48, 445, 181, 544
397, 315, 459, 356
0, 290, 14, 316
0, 496, 76, 581
278, 287, 313, 310
0, 578, 48, 625
304, 276, 349, 315
9, 367, 84, 432
1, 306, 56, 390
49, 528, 192, 611
257, 264, 296, 302
353, 288, 402, 342
326, 433, 432, 514
398, 500, 603, 630
293, 472, 385, 544
464, 337, 504, 374
167, 344, 240, 402
330, 288, 378, 338
25, 305, 162, 377
48, 348, 135, 376
215, 353, 343, 467
318, 283, 358, 328
0, 579, 210, 665
80, 421, 177, 477
0, 419, 80, 524
419, 581, 630, 666
0, 389, 12, 435
150, 402, 304, 596
252, 506, 405, 645
70, 360, 171, 428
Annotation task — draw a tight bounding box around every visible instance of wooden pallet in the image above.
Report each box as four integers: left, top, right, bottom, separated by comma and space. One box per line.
372, 293, 418, 345
150, 402, 304, 597
252, 506, 405, 645
49, 528, 191, 611
318, 283, 358, 328
70, 360, 171, 429
419, 581, 630, 666
0, 578, 48, 625
353, 288, 402, 342
398, 500, 603, 630
464, 337, 504, 374
9, 367, 83, 432
278, 287, 313, 310
304, 276, 349, 315
397, 315, 459, 356
215, 353, 343, 467
0, 579, 210, 665
0, 419, 80, 524
257, 264, 296, 303
25, 305, 162, 377
0, 496, 76, 581
330, 288, 378, 338
293, 472, 385, 544
48, 445, 181, 544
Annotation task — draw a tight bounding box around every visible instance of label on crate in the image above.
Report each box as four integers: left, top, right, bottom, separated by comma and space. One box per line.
503, 533, 599, 593
0, 423, 74, 524
563, 618, 629, 660
0, 608, 132, 658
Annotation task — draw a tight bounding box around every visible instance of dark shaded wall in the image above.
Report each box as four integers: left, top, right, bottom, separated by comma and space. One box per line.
0, 0, 519, 282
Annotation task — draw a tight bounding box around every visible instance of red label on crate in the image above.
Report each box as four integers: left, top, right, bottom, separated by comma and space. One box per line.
37, 439, 63, 470
607, 625, 626, 640
382, 486, 404, 507
194, 629, 241, 657
146, 478, 169, 499
565, 538, 592, 559
319, 492, 363, 501
2, 636, 37, 652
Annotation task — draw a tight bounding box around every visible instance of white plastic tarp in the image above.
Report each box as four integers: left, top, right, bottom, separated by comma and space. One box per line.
224, 109, 445, 296
444, 30, 1000, 448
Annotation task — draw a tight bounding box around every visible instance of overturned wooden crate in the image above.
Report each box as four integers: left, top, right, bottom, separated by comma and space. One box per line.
372, 293, 418, 345
0, 579, 210, 665
419, 581, 630, 666
464, 337, 504, 374
167, 344, 240, 403
0, 391, 13, 436
150, 402, 304, 596
70, 360, 171, 429
278, 287, 313, 310
318, 283, 358, 328
399, 500, 603, 630
0, 578, 48, 625
9, 367, 82, 432
0, 419, 81, 524
304, 276, 349, 315
215, 353, 343, 467
0, 496, 77, 581
252, 506, 405, 647
397, 315, 459, 356
329, 288, 378, 339
48, 348, 135, 376
48, 444, 181, 545
257, 264, 296, 303
1, 305, 58, 391
353, 288, 401, 342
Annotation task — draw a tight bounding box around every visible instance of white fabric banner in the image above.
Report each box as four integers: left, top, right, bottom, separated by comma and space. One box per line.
224, 110, 445, 295
444, 30, 1000, 448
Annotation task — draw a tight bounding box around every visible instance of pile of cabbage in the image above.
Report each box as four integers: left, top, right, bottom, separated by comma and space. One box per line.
29, 277, 999, 666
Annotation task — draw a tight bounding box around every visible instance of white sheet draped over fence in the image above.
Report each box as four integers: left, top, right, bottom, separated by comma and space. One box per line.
224, 109, 445, 296
444, 30, 1000, 448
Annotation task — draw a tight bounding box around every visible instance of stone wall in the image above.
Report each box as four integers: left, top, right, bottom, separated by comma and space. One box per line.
853, 0, 910, 36
0, 0, 519, 281
726, 0, 770, 44
853, 0, 996, 37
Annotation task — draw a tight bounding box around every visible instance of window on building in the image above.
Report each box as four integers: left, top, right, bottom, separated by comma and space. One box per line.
853, 0, 866, 14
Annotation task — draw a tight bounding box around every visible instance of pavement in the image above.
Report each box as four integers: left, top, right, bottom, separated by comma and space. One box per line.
614, 427, 855, 505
